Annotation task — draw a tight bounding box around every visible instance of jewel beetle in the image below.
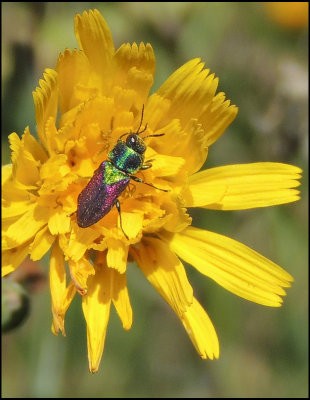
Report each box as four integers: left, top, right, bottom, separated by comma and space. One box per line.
76, 106, 169, 238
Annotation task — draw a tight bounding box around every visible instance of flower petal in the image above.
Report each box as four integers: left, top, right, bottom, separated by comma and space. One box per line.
2, 163, 13, 183
146, 115, 208, 176
9, 131, 40, 187
121, 211, 143, 240
74, 9, 114, 80
133, 239, 218, 359
2, 198, 34, 219
32, 69, 58, 152
22, 126, 48, 163
182, 181, 226, 207
133, 237, 193, 316
50, 240, 76, 336
65, 223, 100, 262
39, 154, 70, 182
202, 92, 238, 146
154, 58, 238, 146
113, 42, 155, 110
166, 227, 293, 307
107, 238, 129, 274
56, 48, 93, 113
3, 203, 48, 249
181, 297, 219, 360
144, 92, 171, 129
29, 226, 55, 261
111, 268, 132, 330
2, 242, 30, 277
68, 257, 95, 295
146, 59, 237, 173
187, 163, 302, 209
156, 58, 218, 126
2, 164, 34, 202
48, 209, 72, 235
144, 149, 185, 178
82, 257, 112, 373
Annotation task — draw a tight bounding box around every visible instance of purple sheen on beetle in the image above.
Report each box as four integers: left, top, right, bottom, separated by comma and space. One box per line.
77, 161, 130, 228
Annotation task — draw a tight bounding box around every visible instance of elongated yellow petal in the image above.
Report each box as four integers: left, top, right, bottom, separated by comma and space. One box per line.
144, 149, 185, 178
74, 9, 114, 79
50, 241, 66, 332
166, 227, 293, 307
113, 42, 155, 110
32, 69, 58, 152
144, 92, 171, 130
187, 162, 302, 209
121, 211, 143, 240
82, 260, 112, 373
134, 237, 193, 317
181, 298, 219, 360
51, 281, 76, 336
2, 242, 30, 277
56, 48, 93, 113
111, 268, 133, 330
68, 257, 95, 295
29, 226, 55, 261
9, 132, 40, 187
202, 92, 238, 146
3, 203, 48, 249
133, 239, 218, 359
22, 126, 48, 163
2, 163, 12, 182
156, 58, 218, 126
2, 164, 35, 203
155, 58, 238, 146
146, 62, 237, 174
50, 240, 76, 336
107, 238, 129, 273
182, 181, 226, 207
39, 154, 70, 181
48, 209, 71, 235
66, 223, 100, 262
2, 199, 34, 219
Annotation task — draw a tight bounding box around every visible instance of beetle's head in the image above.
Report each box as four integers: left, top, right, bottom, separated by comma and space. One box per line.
126, 134, 146, 155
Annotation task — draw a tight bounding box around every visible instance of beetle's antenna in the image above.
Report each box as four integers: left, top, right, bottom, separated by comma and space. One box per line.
142, 133, 165, 140
136, 104, 145, 134
118, 105, 148, 141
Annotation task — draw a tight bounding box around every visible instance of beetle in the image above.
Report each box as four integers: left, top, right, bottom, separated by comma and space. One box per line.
76, 106, 169, 238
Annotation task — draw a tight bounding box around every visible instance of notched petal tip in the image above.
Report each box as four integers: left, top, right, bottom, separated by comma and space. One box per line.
74, 9, 115, 74
32, 68, 58, 151
112, 41, 156, 110
181, 298, 220, 360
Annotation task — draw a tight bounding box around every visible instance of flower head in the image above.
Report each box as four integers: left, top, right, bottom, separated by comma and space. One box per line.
2, 9, 302, 373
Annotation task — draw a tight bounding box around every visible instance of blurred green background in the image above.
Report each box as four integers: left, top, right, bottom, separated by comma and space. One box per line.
2, 2, 308, 397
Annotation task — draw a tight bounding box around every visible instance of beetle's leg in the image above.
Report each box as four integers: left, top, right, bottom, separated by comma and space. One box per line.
129, 175, 169, 192
140, 159, 155, 170
115, 199, 129, 240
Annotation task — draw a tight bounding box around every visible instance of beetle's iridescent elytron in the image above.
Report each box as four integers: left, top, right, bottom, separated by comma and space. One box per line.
76, 106, 169, 238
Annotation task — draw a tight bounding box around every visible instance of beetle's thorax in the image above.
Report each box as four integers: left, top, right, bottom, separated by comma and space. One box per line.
108, 135, 145, 174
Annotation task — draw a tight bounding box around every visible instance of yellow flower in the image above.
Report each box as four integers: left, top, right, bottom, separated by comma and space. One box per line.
266, 2, 309, 29
2, 9, 302, 373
